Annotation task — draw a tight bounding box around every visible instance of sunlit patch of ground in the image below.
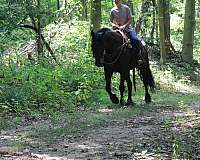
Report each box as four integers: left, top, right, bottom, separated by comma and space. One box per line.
179, 116, 200, 127
0, 101, 199, 159
174, 83, 200, 94
98, 108, 113, 113
150, 61, 200, 95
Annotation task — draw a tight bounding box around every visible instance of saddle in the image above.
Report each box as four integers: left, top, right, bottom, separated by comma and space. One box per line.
114, 29, 133, 48
114, 29, 145, 65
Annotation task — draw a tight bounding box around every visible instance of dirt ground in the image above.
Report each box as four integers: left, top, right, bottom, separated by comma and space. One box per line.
0, 102, 200, 160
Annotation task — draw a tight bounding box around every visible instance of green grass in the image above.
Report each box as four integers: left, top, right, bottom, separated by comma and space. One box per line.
20, 90, 200, 143
0, 19, 200, 155
0, 85, 199, 155
30, 105, 147, 139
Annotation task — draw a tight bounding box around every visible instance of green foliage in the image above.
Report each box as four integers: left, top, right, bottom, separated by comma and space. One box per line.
0, 0, 200, 116
0, 2, 200, 159
0, 21, 104, 114
0, 58, 104, 114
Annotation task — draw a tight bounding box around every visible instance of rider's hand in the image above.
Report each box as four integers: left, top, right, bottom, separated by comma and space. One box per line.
119, 25, 126, 30
112, 24, 120, 30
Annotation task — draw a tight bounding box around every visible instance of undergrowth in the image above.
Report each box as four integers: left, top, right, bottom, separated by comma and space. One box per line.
0, 20, 200, 117
0, 21, 104, 115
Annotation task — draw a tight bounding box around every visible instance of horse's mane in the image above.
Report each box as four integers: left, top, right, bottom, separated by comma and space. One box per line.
95, 28, 111, 39
97, 28, 112, 33
106, 31, 122, 43
95, 28, 122, 43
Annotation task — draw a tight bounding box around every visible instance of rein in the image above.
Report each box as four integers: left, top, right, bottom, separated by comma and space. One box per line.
115, 29, 129, 44
103, 42, 127, 65
102, 30, 131, 65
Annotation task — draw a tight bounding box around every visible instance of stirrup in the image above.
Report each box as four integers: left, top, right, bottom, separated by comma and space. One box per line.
138, 59, 143, 65
137, 49, 145, 65
127, 39, 132, 48
127, 44, 132, 48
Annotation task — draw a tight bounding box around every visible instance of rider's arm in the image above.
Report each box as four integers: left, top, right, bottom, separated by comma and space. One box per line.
110, 12, 120, 29
120, 17, 131, 29
119, 6, 132, 30
111, 22, 120, 30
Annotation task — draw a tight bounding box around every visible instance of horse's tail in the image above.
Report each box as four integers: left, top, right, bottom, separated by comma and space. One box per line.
140, 65, 155, 90
132, 68, 136, 92
138, 47, 155, 90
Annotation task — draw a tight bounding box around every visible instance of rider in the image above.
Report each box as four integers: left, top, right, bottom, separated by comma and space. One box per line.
110, 0, 143, 58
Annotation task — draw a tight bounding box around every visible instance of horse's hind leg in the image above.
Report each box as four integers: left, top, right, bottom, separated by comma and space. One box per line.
140, 69, 151, 103
105, 70, 119, 104
144, 84, 151, 103
119, 73, 125, 105
126, 72, 133, 105
119, 72, 133, 105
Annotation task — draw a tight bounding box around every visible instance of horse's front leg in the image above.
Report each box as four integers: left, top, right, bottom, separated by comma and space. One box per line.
105, 70, 119, 104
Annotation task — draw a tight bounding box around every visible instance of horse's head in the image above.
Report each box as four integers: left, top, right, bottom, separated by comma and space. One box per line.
91, 30, 104, 67
91, 28, 111, 67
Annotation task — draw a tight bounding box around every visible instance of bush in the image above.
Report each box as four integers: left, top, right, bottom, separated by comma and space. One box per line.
0, 21, 104, 115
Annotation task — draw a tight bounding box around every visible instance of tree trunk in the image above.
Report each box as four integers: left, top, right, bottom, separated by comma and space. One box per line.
63, 0, 67, 14
182, 0, 195, 63
37, 17, 43, 58
155, 0, 159, 44
127, 0, 134, 14
135, 0, 152, 36
19, 24, 56, 61
198, 0, 200, 17
36, 0, 43, 58
90, 0, 101, 32
135, 0, 145, 34
157, 0, 166, 64
150, 0, 156, 43
81, 0, 87, 20
57, 0, 60, 10
164, 0, 170, 54
127, 0, 135, 26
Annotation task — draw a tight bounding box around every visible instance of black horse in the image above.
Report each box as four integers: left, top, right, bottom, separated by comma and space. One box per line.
91, 28, 155, 105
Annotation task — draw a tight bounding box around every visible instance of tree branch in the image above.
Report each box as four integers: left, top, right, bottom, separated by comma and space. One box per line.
19, 24, 57, 62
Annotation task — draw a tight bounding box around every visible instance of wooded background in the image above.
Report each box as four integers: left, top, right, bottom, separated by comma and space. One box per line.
0, 0, 200, 114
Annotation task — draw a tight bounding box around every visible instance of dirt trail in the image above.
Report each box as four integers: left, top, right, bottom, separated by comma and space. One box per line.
0, 103, 199, 160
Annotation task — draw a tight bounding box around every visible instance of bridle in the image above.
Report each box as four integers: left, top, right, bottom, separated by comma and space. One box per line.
103, 42, 127, 65
102, 30, 130, 65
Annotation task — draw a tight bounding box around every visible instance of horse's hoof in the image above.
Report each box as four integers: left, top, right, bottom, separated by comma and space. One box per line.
120, 99, 125, 105
145, 98, 151, 103
126, 99, 134, 106
138, 59, 143, 65
144, 94, 151, 104
110, 94, 119, 104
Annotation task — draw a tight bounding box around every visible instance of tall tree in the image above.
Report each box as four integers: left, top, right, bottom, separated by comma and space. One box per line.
157, 0, 166, 64
17, 0, 56, 60
198, 0, 200, 17
63, 0, 67, 14
57, 0, 60, 10
164, 0, 170, 53
127, 0, 134, 26
36, 0, 43, 57
81, 0, 88, 20
150, 0, 156, 43
90, 0, 101, 32
135, 0, 153, 37
135, 0, 147, 34
182, 0, 195, 63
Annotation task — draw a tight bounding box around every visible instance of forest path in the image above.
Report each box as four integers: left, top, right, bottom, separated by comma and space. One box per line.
0, 101, 200, 160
